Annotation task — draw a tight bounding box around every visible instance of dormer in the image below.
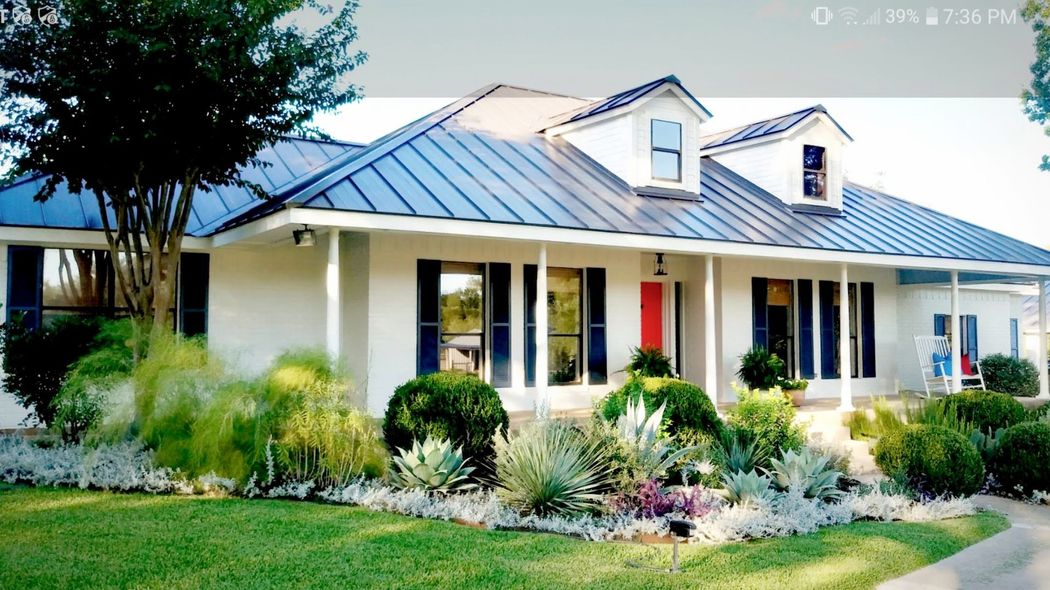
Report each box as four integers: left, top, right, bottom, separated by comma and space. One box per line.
543, 76, 712, 198
699, 106, 853, 212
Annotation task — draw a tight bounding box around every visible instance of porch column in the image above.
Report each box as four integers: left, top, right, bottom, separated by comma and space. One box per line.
950, 271, 962, 393
704, 255, 718, 409
1040, 278, 1049, 399
326, 229, 341, 359
838, 263, 854, 411
535, 243, 549, 418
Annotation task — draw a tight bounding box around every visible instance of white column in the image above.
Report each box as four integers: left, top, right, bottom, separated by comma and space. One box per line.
535, 243, 549, 418
838, 263, 854, 411
1039, 278, 1049, 399
326, 229, 341, 359
950, 271, 962, 393
704, 255, 718, 409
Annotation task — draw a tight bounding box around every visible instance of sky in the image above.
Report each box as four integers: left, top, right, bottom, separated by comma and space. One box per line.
315, 95, 1050, 249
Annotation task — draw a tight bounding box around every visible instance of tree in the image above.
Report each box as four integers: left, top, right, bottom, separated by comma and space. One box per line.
0, 0, 366, 344
1023, 0, 1050, 170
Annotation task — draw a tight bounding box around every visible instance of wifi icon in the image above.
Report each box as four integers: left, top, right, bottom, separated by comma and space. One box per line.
838, 6, 860, 24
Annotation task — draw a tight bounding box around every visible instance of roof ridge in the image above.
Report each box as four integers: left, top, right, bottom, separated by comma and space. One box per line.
699, 105, 822, 141
281, 134, 367, 148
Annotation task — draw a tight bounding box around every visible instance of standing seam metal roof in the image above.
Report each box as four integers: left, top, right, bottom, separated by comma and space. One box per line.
699, 105, 854, 150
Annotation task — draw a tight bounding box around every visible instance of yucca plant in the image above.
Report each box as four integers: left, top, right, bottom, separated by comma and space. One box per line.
614, 396, 697, 480
495, 421, 607, 516
768, 447, 844, 501
390, 436, 476, 493
719, 469, 776, 506
712, 429, 766, 474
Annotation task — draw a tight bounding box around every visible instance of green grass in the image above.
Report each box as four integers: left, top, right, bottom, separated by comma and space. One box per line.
0, 486, 1008, 590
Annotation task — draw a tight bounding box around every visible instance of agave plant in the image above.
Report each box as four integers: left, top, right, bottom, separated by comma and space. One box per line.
495, 421, 607, 516
767, 447, 844, 501
390, 436, 476, 493
712, 429, 766, 474
719, 469, 776, 506
970, 427, 1005, 463
614, 396, 696, 479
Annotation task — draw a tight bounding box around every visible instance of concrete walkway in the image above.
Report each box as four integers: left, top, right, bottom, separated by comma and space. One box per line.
879, 496, 1050, 590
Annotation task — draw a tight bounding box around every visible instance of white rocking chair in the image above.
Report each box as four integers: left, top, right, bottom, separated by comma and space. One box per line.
913, 335, 986, 399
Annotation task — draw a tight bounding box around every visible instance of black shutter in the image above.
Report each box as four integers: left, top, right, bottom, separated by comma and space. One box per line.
524, 264, 537, 386
860, 281, 876, 378
819, 280, 837, 378
967, 315, 978, 361
751, 277, 768, 348
674, 281, 684, 378
586, 268, 607, 385
417, 259, 441, 375
489, 263, 511, 387
798, 279, 815, 379
7, 246, 43, 330
178, 253, 209, 337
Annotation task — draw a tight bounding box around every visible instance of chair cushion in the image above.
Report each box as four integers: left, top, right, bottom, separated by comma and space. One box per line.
961, 354, 973, 376
933, 352, 952, 377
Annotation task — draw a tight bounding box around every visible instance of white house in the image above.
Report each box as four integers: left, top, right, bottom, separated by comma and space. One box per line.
2, 75, 1049, 426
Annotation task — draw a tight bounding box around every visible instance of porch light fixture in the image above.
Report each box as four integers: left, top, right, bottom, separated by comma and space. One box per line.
293, 224, 316, 247
653, 253, 668, 276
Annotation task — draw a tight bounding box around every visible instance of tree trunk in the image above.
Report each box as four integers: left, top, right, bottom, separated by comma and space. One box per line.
93, 172, 199, 359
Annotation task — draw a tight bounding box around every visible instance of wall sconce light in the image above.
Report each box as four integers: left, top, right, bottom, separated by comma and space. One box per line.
654, 253, 668, 276
293, 224, 316, 247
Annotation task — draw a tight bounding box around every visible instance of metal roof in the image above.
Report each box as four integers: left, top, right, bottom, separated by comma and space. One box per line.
0, 137, 362, 237
700, 105, 853, 150
210, 84, 1050, 268
543, 75, 713, 130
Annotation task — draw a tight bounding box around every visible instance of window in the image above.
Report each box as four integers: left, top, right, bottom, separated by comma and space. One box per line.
439, 262, 484, 377
832, 283, 858, 378
651, 119, 682, 181
803, 144, 827, 199
935, 314, 979, 362
547, 267, 582, 385
7, 246, 207, 334
752, 277, 795, 377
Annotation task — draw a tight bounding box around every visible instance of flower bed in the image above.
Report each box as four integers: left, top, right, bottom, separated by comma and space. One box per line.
0, 436, 977, 544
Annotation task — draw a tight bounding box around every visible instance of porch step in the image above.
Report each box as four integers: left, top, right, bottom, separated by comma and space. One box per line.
794, 408, 880, 477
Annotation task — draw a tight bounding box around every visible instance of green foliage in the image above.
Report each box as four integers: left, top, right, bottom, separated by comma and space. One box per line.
390, 436, 476, 493
778, 378, 809, 391
735, 346, 786, 390
726, 386, 806, 463
938, 390, 1027, 432
383, 372, 509, 471
874, 424, 985, 497
625, 345, 674, 378
990, 421, 1050, 495
1023, 0, 1050, 170
969, 427, 1005, 464
0, 315, 106, 426
903, 398, 974, 437
494, 421, 607, 516
720, 469, 776, 506
979, 354, 1039, 397
612, 396, 697, 481
712, 429, 766, 475
52, 320, 135, 440
768, 447, 844, 501
597, 377, 721, 442
0, 0, 366, 330
845, 398, 904, 441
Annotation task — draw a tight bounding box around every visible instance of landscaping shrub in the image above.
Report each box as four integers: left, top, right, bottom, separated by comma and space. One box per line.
735, 345, 785, 390
383, 372, 509, 470
725, 386, 805, 463
979, 354, 1039, 397
597, 377, 721, 442
937, 389, 1027, 432
625, 345, 674, 378
494, 420, 606, 516
874, 424, 984, 497
0, 315, 107, 426
990, 421, 1050, 495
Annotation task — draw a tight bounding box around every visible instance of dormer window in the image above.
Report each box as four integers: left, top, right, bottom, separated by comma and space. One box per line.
651, 119, 682, 181
803, 144, 827, 199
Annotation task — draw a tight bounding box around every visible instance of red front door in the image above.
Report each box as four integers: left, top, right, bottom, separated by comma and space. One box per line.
640, 282, 663, 350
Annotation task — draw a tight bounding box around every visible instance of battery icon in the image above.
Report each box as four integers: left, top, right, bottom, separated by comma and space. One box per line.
926, 7, 939, 25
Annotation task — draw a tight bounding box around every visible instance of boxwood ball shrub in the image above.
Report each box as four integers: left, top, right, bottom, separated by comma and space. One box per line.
979, 354, 1039, 397
874, 424, 984, 497
938, 389, 1027, 432
990, 421, 1050, 495
597, 377, 721, 441
384, 372, 509, 469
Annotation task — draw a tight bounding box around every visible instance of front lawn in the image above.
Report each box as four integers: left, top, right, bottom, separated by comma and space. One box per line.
0, 487, 1007, 590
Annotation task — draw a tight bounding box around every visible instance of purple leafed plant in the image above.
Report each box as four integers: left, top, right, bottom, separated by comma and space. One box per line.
635, 479, 717, 519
